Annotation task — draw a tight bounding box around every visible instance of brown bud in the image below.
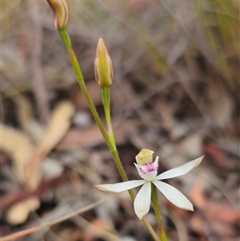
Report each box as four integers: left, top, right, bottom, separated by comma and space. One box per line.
94, 38, 113, 87
46, 0, 68, 30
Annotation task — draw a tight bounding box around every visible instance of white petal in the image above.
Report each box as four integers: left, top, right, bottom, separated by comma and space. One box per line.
156, 156, 204, 180
153, 181, 193, 211
134, 182, 152, 219
95, 180, 145, 193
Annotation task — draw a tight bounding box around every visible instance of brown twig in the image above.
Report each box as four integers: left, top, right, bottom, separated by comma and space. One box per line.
28, 0, 49, 123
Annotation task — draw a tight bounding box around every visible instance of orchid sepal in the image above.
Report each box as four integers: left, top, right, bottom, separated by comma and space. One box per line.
153, 180, 194, 211
134, 182, 152, 219
156, 156, 204, 181
95, 180, 145, 193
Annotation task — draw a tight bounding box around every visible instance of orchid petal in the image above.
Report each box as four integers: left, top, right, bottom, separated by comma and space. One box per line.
156, 156, 204, 180
153, 181, 193, 211
134, 157, 159, 181
135, 149, 154, 165
134, 182, 152, 219
95, 180, 145, 193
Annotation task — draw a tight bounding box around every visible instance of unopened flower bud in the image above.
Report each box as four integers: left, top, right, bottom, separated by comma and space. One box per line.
94, 38, 113, 87
136, 149, 154, 165
46, 0, 68, 30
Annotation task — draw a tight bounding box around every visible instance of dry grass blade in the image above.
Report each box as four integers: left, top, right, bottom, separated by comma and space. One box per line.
0, 199, 105, 241
35, 101, 75, 159
28, 0, 50, 123
0, 123, 38, 186
24, 101, 75, 190
14, 95, 45, 144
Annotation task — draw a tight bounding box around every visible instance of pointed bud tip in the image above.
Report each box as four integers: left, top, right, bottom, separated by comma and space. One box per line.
46, 0, 69, 30
98, 38, 104, 46
94, 38, 113, 87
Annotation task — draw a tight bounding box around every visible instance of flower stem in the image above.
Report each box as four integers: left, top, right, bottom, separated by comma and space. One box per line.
58, 28, 159, 241
59, 29, 112, 149
151, 183, 167, 241
101, 100, 159, 241
101, 86, 116, 149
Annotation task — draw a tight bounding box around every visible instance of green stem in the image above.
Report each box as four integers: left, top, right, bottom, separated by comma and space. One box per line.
103, 93, 159, 241
101, 86, 116, 149
151, 183, 167, 241
58, 28, 159, 241
59, 30, 112, 150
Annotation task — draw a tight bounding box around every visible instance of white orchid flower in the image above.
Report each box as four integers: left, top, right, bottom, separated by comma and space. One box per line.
95, 149, 204, 220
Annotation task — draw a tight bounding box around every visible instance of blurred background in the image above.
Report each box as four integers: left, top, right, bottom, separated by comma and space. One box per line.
1, 0, 239, 240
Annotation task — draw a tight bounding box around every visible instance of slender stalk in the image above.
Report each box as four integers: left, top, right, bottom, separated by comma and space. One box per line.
59, 30, 112, 149
101, 86, 116, 148
102, 87, 159, 241
58, 28, 159, 241
151, 183, 167, 241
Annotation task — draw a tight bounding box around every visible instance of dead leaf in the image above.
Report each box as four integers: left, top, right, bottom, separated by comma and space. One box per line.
56, 120, 138, 150
0, 101, 74, 191
24, 101, 74, 189
6, 196, 40, 225
14, 95, 45, 144
0, 123, 41, 189
36, 101, 75, 158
